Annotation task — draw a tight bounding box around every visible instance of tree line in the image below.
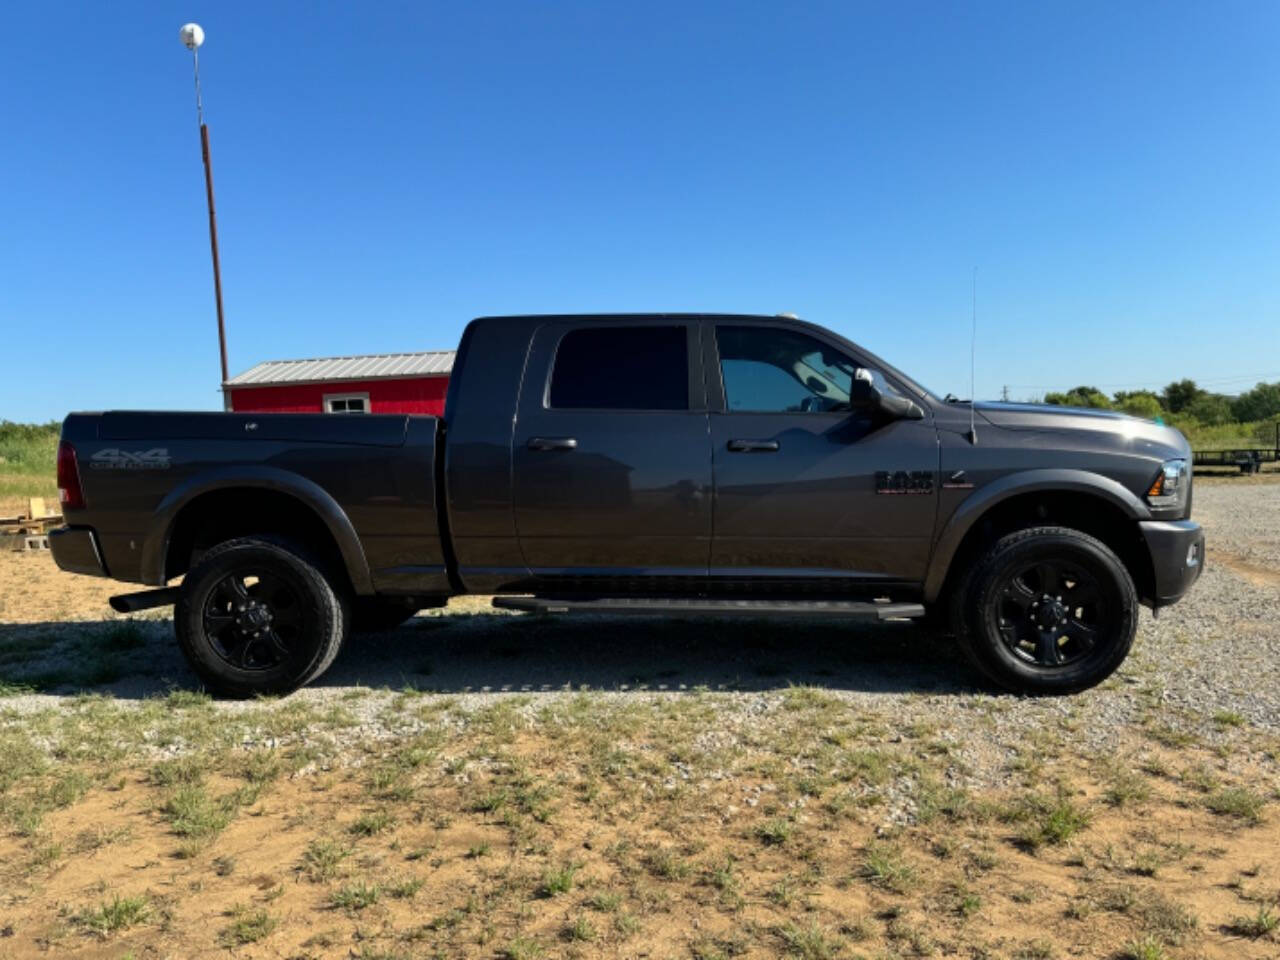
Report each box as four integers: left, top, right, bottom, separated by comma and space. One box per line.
1042, 379, 1280, 425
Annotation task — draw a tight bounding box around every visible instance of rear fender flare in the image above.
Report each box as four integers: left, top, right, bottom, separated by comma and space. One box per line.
140, 465, 373, 593
923, 468, 1150, 604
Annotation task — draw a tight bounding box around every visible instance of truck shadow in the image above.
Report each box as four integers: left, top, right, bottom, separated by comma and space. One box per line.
0, 608, 983, 700
334, 612, 980, 695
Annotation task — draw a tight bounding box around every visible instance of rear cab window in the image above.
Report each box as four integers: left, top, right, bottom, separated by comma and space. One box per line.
549, 326, 689, 410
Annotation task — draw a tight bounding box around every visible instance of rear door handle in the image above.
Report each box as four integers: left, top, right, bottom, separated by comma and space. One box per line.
527, 436, 578, 451
727, 439, 780, 453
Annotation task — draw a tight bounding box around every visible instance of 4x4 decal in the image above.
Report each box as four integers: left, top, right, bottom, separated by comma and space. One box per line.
90, 448, 172, 471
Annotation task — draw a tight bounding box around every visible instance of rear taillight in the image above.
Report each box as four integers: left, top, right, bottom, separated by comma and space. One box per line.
57, 441, 85, 510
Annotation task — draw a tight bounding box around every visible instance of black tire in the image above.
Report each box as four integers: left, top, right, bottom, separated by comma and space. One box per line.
950, 526, 1138, 695
351, 597, 419, 633
174, 537, 350, 697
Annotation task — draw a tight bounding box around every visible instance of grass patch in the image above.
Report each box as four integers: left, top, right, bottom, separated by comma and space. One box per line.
331, 880, 380, 911
1006, 790, 1091, 849
588, 891, 622, 912
778, 920, 841, 959
300, 838, 352, 882
349, 809, 395, 836
1101, 886, 1198, 946
162, 783, 233, 839
150, 755, 205, 787
1226, 907, 1278, 939
1204, 787, 1266, 824
1103, 769, 1152, 808
387, 876, 424, 899
540, 862, 579, 896
0, 422, 58, 492
219, 906, 277, 946
73, 894, 150, 935
1120, 936, 1167, 960
500, 934, 545, 959
755, 817, 793, 846
645, 848, 691, 881
859, 842, 917, 894
564, 915, 596, 942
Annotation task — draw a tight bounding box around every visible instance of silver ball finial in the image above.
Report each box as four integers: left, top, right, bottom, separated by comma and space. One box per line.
180, 23, 205, 50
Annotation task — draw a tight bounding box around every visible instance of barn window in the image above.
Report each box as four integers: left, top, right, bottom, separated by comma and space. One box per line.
324, 392, 370, 414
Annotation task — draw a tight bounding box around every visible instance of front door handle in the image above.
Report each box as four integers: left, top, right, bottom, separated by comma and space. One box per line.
528, 436, 578, 451
727, 439, 780, 453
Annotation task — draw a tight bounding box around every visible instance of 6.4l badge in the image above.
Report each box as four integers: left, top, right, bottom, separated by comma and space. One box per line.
90, 448, 172, 471
875, 470, 933, 495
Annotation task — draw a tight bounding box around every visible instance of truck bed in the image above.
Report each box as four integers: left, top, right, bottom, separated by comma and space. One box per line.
57, 411, 449, 596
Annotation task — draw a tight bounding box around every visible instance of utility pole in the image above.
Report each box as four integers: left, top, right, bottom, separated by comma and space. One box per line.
180, 23, 230, 386
1001, 385, 1010, 402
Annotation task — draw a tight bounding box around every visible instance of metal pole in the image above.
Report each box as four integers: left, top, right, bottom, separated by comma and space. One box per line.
200, 122, 229, 384
189, 41, 229, 384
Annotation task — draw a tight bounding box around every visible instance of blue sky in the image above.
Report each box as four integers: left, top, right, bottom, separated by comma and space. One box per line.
2, 1, 1278, 421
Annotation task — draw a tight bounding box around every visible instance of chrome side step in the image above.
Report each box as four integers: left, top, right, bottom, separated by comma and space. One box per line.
491, 596, 926, 620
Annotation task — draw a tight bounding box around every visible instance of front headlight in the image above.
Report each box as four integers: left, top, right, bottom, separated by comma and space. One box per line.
1146, 458, 1188, 510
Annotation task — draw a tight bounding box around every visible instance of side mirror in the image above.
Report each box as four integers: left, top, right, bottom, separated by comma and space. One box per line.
850, 369, 925, 421
849, 376, 879, 409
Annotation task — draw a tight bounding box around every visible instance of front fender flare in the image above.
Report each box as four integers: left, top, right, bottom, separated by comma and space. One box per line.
922, 469, 1150, 604
140, 465, 374, 593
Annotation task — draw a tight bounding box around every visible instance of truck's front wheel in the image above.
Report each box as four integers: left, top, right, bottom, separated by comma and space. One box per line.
953, 526, 1138, 695
174, 537, 349, 697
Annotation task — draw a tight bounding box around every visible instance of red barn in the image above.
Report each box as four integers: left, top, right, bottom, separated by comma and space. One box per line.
223, 350, 455, 415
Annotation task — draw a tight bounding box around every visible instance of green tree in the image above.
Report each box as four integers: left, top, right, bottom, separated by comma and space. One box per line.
1043, 386, 1111, 409
1185, 393, 1233, 425
1161, 379, 1203, 414
1112, 391, 1164, 419
1231, 381, 1280, 422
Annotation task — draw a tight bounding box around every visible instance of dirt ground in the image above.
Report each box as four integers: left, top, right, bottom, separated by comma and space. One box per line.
0, 477, 1278, 959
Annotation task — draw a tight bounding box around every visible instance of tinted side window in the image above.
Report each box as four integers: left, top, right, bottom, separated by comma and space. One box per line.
549, 326, 689, 410
718, 326, 858, 413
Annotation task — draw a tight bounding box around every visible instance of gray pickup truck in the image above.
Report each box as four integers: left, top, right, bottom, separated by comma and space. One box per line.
52, 314, 1204, 697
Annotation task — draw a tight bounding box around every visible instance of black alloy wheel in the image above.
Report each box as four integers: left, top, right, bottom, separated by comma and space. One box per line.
952, 525, 1139, 695
202, 569, 306, 672
175, 537, 349, 697
992, 559, 1102, 668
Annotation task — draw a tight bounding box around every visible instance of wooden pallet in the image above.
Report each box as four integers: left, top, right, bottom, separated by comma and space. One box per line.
0, 497, 62, 535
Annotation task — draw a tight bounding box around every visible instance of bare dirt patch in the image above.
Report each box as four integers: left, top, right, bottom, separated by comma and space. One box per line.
1212, 549, 1280, 590
1, 712, 1278, 960
0, 551, 122, 623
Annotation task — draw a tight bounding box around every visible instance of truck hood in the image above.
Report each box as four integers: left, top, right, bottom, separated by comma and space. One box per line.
973, 401, 1191, 457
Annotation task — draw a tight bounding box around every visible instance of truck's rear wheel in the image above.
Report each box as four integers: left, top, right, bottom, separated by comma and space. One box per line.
952, 526, 1138, 695
174, 537, 349, 697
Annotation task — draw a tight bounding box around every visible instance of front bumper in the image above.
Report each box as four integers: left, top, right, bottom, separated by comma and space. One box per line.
49, 526, 108, 578
1138, 519, 1204, 607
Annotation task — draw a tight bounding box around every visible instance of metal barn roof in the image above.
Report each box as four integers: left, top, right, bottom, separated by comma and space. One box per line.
224, 350, 455, 388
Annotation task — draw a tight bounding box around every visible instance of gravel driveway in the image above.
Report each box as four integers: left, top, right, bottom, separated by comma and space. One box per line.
2, 479, 1277, 792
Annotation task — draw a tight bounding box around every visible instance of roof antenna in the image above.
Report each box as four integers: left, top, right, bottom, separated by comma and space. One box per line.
969, 267, 978, 445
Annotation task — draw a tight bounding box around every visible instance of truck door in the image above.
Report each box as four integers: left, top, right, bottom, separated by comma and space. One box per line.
512, 320, 712, 583
706, 320, 939, 587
